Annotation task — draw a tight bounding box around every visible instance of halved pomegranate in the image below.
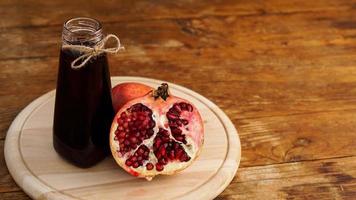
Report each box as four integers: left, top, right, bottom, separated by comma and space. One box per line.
110, 83, 204, 180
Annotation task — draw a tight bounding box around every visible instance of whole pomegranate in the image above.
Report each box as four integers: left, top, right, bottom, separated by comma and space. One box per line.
112, 82, 153, 112
110, 83, 204, 180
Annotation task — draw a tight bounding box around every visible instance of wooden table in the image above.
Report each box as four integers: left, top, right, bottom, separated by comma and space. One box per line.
1, 0, 356, 199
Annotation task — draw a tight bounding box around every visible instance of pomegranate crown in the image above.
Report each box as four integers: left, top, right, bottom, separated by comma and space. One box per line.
153, 83, 170, 101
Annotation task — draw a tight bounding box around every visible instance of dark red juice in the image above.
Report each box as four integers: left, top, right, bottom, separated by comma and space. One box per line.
53, 47, 114, 168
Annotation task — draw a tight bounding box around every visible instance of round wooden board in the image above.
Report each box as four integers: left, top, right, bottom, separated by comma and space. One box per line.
5, 76, 241, 200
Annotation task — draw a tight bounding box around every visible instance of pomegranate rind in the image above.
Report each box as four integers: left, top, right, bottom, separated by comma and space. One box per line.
112, 82, 153, 112
110, 93, 204, 180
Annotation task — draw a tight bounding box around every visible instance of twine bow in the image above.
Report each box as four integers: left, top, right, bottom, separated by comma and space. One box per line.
62, 34, 124, 69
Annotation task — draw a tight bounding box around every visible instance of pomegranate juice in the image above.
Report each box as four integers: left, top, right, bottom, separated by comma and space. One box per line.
53, 48, 114, 168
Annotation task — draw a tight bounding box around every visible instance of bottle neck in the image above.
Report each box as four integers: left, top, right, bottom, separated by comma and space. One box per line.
62, 17, 103, 47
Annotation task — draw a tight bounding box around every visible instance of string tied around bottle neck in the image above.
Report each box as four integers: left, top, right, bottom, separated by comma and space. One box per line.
62, 34, 124, 69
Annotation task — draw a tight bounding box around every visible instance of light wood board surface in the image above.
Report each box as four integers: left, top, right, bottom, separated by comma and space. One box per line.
4, 76, 241, 200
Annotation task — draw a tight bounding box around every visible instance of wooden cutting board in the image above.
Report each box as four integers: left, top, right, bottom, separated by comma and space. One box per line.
4, 76, 241, 200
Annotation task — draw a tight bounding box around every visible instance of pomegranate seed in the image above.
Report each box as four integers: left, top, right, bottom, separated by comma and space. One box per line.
129, 136, 137, 144
187, 104, 193, 112
139, 125, 145, 131
124, 140, 130, 146
171, 127, 182, 134
158, 146, 166, 157
118, 132, 126, 138
134, 132, 140, 138
118, 126, 124, 131
161, 130, 170, 137
181, 119, 189, 125
146, 163, 154, 170
120, 112, 126, 118
173, 104, 182, 113
169, 125, 177, 129
167, 113, 178, 120
176, 120, 183, 126
156, 164, 164, 171
131, 156, 137, 162
144, 151, 149, 157
159, 157, 168, 165
133, 162, 139, 168
155, 138, 162, 148
130, 144, 137, 149
148, 129, 154, 136
173, 143, 180, 150
164, 138, 171, 144
137, 156, 143, 161
125, 160, 132, 166
134, 121, 140, 126
180, 103, 187, 110
137, 148, 144, 155
176, 149, 183, 159
169, 150, 175, 159
179, 153, 190, 162
123, 122, 128, 128
149, 121, 155, 128
174, 136, 184, 142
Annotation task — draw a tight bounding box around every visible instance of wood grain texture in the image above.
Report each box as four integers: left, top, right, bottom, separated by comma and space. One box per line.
0, 192, 31, 200
0, 141, 21, 193
219, 156, 356, 199
1, 0, 356, 199
0, 0, 353, 29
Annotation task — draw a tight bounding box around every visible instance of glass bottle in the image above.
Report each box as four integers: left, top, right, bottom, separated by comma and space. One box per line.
53, 17, 114, 168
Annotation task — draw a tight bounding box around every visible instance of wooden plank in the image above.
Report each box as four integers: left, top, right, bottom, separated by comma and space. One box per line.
0, 0, 354, 29
218, 156, 356, 199
0, 192, 30, 200
0, 141, 21, 193
1, 7, 356, 60
238, 110, 356, 167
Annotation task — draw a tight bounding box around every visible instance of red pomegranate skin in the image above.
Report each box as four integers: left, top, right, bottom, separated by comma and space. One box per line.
112, 82, 152, 112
